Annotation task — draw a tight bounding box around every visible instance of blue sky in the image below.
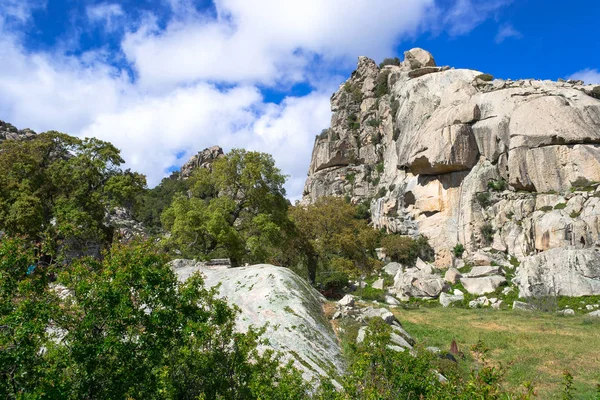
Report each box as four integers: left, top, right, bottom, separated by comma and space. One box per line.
1, 0, 599, 200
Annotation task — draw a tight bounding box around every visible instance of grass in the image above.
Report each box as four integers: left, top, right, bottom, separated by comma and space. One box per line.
392, 307, 600, 399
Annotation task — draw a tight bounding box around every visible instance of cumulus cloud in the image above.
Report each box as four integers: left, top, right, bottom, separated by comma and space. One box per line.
495, 24, 522, 43
87, 3, 125, 32
569, 69, 600, 85
0, 0, 512, 198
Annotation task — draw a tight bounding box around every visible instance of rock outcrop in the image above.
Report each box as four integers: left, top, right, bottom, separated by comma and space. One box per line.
171, 261, 345, 382
0, 120, 36, 143
180, 145, 224, 179
302, 48, 600, 297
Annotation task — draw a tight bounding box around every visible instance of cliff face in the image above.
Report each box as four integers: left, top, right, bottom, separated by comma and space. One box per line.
0, 120, 36, 143
302, 49, 600, 278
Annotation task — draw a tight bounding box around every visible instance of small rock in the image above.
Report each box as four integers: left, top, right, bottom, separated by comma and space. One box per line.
502, 287, 514, 295
513, 301, 535, 311
586, 305, 594, 311
489, 297, 498, 304
439, 291, 464, 307
460, 276, 506, 295
588, 310, 600, 317
338, 294, 355, 308
372, 278, 385, 290
558, 309, 575, 316
426, 347, 441, 354
491, 300, 504, 309
383, 262, 402, 277
468, 300, 480, 309
385, 295, 400, 306
332, 311, 342, 320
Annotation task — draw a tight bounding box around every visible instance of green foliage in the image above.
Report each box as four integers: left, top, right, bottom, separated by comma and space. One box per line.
376, 187, 387, 199
134, 172, 190, 233
317, 129, 329, 140
562, 370, 575, 400
480, 223, 495, 245
570, 177, 598, 192
345, 173, 355, 184
0, 238, 308, 399
376, 162, 384, 174
347, 113, 360, 130
318, 319, 531, 400
0, 132, 146, 260
381, 235, 434, 266
539, 206, 553, 212
452, 243, 465, 258
366, 118, 381, 127
375, 70, 391, 98
161, 149, 289, 267
487, 179, 507, 192
476, 192, 492, 208
570, 210, 581, 218
343, 82, 363, 103
554, 202, 567, 210
388, 184, 396, 192
357, 286, 386, 302
355, 199, 372, 221
510, 256, 521, 268
370, 133, 381, 145
290, 197, 381, 282
475, 73, 494, 82
378, 57, 401, 68
317, 270, 349, 294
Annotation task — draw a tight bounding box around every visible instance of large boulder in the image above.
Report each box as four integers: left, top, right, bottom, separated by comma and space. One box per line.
514, 248, 600, 297
460, 276, 507, 295
172, 261, 345, 382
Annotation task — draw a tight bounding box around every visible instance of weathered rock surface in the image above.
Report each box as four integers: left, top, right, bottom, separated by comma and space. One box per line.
439, 290, 464, 307
460, 276, 507, 295
0, 120, 36, 143
390, 259, 446, 298
302, 47, 600, 297
172, 261, 345, 382
179, 145, 224, 179
514, 248, 600, 297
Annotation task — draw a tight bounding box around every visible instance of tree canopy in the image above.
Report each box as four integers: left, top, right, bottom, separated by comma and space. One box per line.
0, 132, 145, 260
161, 149, 291, 266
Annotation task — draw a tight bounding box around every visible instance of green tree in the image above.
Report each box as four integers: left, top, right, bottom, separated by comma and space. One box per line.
161, 149, 291, 266
0, 237, 308, 399
290, 197, 381, 283
0, 132, 146, 260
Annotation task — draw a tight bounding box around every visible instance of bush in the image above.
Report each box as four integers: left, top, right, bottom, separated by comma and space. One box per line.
379, 57, 401, 68
376, 187, 387, 199
452, 243, 465, 258
571, 177, 598, 192
480, 223, 495, 245
344, 82, 363, 103
367, 118, 381, 127
476, 192, 492, 208
381, 235, 434, 266
317, 270, 350, 294
371, 134, 381, 145
346, 173, 355, 184
355, 200, 371, 221
358, 286, 386, 302
554, 202, 567, 210
475, 73, 494, 82
539, 206, 553, 212
487, 179, 507, 192
375, 70, 391, 98
347, 113, 360, 130
376, 162, 384, 174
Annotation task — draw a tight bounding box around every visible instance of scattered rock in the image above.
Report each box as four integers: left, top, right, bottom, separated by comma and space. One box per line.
444, 268, 462, 284
588, 310, 600, 317
372, 278, 385, 290
559, 309, 575, 316
460, 276, 506, 295
385, 295, 401, 306
383, 262, 402, 277
439, 291, 464, 307
338, 294, 355, 308
513, 301, 535, 311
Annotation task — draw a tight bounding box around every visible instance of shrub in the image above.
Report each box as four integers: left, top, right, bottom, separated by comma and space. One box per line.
487, 179, 507, 192
317, 270, 349, 294
570, 211, 581, 218
375, 70, 391, 98
316, 129, 329, 140
344, 82, 363, 103
371, 134, 381, 145
358, 286, 386, 302
476, 192, 492, 208
376, 187, 387, 199
355, 200, 371, 220
381, 235, 434, 266
379, 57, 401, 68
372, 177, 380, 186
475, 73, 494, 82
346, 173, 355, 184
367, 118, 381, 127
481, 223, 495, 245
554, 202, 567, 210
539, 206, 553, 212
388, 184, 396, 192
347, 113, 360, 130
452, 243, 465, 258
571, 177, 598, 192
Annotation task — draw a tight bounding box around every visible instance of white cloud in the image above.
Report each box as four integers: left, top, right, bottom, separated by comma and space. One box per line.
0, 0, 45, 23
122, 0, 436, 90
495, 24, 522, 43
444, 0, 513, 36
87, 3, 125, 32
0, 0, 513, 199
569, 69, 600, 85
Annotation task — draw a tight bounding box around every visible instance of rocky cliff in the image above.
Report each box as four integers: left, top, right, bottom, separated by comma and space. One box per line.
302, 48, 600, 296
0, 120, 36, 143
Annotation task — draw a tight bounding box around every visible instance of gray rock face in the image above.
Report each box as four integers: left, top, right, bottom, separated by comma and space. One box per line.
172, 261, 344, 382
439, 290, 464, 307
179, 145, 224, 179
302, 47, 600, 297
390, 259, 446, 298
514, 248, 600, 297
0, 120, 36, 144
460, 276, 507, 295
